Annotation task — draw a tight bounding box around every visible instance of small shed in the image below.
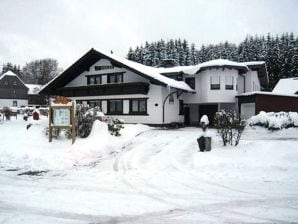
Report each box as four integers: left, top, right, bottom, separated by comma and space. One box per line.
237, 92, 298, 119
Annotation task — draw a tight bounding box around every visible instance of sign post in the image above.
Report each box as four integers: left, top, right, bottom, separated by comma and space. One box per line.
49, 96, 76, 144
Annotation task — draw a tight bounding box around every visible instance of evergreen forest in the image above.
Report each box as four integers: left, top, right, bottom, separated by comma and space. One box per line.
127, 33, 298, 90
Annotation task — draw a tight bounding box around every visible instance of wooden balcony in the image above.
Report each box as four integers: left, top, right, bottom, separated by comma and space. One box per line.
56, 82, 150, 97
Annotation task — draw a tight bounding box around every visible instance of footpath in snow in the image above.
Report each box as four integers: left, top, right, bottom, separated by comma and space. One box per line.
0, 115, 298, 223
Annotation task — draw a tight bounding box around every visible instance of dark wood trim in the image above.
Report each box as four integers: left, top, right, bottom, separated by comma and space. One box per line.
40, 48, 166, 95
57, 82, 150, 97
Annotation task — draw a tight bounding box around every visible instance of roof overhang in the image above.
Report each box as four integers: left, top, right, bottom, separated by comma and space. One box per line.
245, 62, 269, 86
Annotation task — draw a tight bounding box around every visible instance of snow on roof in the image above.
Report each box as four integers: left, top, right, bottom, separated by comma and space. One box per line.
237, 91, 298, 98
272, 78, 298, 95
182, 59, 249, 75
40, 49, 195, 93
244, 61, 266, 66
25, 84, 43, 95
0, 70, 27, 87
0, 71, 20, 81
155, 65, 195, 74
97, 50, 195, 92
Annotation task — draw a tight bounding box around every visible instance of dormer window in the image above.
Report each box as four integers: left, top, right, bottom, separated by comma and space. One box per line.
95, 65, 114, 71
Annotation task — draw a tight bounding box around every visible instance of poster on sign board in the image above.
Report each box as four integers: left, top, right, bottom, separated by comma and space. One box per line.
53, 109, 70, 126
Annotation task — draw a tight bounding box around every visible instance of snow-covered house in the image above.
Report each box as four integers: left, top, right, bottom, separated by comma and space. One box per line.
40, 48, 268, 125
0, 71, 29, 108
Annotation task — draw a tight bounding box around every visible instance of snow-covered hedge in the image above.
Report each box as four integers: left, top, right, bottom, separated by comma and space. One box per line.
248, 111, 298, 130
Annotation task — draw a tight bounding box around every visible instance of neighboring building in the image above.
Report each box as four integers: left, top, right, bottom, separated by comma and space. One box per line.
0, 71, 29, 108
26, 84, 48, 106
40, 48, 268, 125
272, 77, 298, 95
237, 77, 298, 119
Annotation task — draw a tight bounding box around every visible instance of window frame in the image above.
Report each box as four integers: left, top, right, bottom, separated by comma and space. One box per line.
107, 73, 123, 84
87, 100, 102, 109
210, 76, 220, 90
129, 99, 147, 115
87, 75, 102, 85
107, 99, 123, 115
225, 76, 234, 90
94, 65, 114, 71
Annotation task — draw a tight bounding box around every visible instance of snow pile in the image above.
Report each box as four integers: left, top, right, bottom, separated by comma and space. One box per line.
200, 115, 209, 125
0, 116, 151, 171
248, 111, 298, 130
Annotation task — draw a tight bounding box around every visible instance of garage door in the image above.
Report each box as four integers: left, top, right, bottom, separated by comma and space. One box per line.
241, 103, 255, 119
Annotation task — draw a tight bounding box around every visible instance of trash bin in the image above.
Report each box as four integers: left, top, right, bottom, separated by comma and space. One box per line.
197, 136, 212, 152
197, 136, 205, 152
205, 137, 211, 151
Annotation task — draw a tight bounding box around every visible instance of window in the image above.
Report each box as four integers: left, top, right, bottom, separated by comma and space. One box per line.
13, 81, 17, 85
210, 76, 220, 90
87, 100, 101, 109
13, 101, 17, 107
4, 81, 8, 85
169, 94, 174, 104
88, 76, 102, 85
179, 100, 184, 115
95, 65, 114, 71
225, 76, 234, 90
108, 100, 123, 114
108, 73, 123, 83
185, 77, 195, 89
130, 99, 147, 114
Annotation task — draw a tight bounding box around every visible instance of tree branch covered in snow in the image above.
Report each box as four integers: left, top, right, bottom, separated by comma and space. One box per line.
248, 111, 298, 130
214, 110, 245, 147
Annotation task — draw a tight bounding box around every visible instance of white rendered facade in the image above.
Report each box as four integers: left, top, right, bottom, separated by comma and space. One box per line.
41, 49, 266, 125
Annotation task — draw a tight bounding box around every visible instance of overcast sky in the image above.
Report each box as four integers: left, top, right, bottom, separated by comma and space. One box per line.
0, 0, 297, 69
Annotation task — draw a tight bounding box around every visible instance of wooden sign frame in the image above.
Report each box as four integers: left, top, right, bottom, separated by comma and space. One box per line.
49, 100, 76, 144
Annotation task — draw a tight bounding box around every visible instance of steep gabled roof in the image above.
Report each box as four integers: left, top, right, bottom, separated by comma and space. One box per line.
0, 71, 28, 88
40, 49, 195, 95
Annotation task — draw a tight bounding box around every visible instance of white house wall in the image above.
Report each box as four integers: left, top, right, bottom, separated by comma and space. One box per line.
0, 99, 28, 108
161, 87, 184, 124
244, 71, 260, 92
182, 68, 238, 104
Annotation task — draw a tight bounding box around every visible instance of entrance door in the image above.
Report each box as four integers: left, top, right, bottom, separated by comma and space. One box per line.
184, 107, 190, 126
199, 104, 218, 125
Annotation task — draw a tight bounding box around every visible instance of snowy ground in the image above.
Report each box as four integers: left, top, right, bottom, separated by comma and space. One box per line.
0, 116, 298, 223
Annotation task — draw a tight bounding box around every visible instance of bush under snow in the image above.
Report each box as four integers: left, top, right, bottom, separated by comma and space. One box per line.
248, 111, 298, 130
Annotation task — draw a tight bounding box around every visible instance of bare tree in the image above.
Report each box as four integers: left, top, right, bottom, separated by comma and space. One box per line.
22, 59, 60, 84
